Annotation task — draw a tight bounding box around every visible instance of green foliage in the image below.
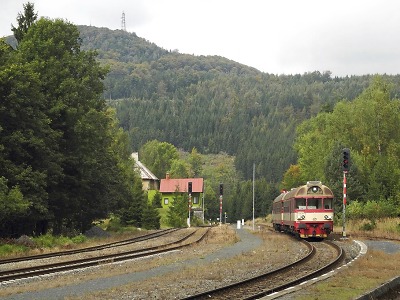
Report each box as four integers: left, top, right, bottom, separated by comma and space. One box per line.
141, 204, 161, 230
11, 2, 37, 44
119, 172, 146, 227
105, 215, 137, 232
295, 77, 400, 206
0, 177, 30, 222
226, 178, 279, 222
139, 140, 179, 179
169, 159, 189, 178
188, 148, 202, 177
32, 234, 86, 248
70, 234, 87, 244
0, 244, 28, 257
167, 192, 189, 228
281, 165, 303, 190
151, 191, 162, 208
0, 6, 150, 237
347, 198, 400, 220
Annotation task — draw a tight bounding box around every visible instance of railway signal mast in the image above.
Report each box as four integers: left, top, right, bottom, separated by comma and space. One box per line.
188, 182, 192, 227
342, 148, 350, 238
219, 183, 223, 226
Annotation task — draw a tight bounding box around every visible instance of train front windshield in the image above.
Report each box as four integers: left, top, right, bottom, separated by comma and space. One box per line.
296, 198, 333, 209
307, 198, 321, 209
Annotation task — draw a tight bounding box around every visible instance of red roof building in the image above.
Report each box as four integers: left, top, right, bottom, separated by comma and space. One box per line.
159, 174, 204, 215
159, 174, 204, 193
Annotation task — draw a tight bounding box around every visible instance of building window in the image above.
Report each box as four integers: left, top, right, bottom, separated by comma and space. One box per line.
193, 196, 199, 204
164, 198, 169, 205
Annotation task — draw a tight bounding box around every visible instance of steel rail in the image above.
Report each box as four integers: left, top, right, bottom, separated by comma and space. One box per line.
183, 239, 344, 300
0, 227, 209, 283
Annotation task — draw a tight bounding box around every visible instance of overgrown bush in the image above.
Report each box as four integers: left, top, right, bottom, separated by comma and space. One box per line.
347, 198, 399, 220
71, 234, 87, 244
106, 215, 138, 232
359, 220, 377, 231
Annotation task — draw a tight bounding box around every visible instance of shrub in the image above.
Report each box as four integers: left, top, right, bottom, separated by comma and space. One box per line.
360, 220, 376, 231
71, 234, 87, 244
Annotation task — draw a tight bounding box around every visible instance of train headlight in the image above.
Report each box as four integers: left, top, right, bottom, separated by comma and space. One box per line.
324, 215, 332, 220
297, 214, 305, 220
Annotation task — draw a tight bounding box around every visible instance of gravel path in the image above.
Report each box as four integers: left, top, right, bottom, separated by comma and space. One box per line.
362, 240, 400, 254
2, 226, 263, 300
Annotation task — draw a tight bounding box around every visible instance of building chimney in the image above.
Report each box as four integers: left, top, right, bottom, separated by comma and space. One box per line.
166, 172, 170, 180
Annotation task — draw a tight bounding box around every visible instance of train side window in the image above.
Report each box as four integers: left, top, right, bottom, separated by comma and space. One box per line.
296, 198, 306, 209
324, 198, 333, 209
283, 201, 289, 212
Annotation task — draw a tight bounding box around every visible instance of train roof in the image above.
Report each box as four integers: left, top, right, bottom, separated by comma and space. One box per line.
274, 181, 333, 203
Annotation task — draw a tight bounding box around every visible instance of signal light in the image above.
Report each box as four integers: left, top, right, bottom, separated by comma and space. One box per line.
342, 148, 350, 171
188, 182, 192, 194
219, 183, 223, 196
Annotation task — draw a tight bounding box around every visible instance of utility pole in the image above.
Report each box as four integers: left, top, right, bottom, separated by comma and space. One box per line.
252, 163, 255, 231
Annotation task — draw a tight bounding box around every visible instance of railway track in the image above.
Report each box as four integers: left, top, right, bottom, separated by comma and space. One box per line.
0, 227, 209, 284
0, 227, 179, 265
182, 239, 344, 300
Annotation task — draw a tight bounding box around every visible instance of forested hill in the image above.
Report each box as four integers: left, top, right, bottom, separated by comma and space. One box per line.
77, 25, 400, 183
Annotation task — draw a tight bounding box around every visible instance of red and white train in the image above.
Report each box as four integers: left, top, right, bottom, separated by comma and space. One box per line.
272, 181, 334, 238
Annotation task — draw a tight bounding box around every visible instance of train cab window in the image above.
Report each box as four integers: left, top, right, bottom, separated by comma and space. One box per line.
324, 198, 333, 209
283, 201, 290, 212
296, 198, 306, 209
307, 198, 322, 209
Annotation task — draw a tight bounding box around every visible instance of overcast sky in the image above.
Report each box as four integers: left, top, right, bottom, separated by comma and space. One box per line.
2, 0, 400, 77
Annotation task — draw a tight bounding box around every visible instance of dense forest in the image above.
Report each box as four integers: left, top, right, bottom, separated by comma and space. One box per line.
76, 26, 400, 184
2, 3, 400, 237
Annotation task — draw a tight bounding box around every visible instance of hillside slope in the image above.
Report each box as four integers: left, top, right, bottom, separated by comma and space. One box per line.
77, 26, 384, 182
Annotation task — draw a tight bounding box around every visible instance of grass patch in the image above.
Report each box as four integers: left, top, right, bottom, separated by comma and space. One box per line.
0, 234, 90, 258
0, 243, 28, 257
343, 217, 400, 239
0, 218, 144, 258
32, 234, 86, 248
298, 250, 400, 300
